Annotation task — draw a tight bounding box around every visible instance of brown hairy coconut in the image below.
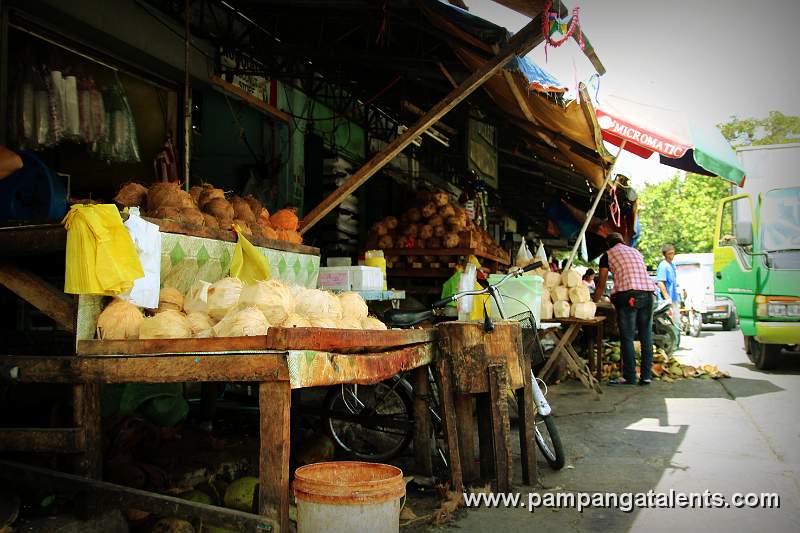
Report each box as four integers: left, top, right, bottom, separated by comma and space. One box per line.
147, 181, 182, 212
181, 208, 205, 227
198, 185, 225, 209
230, 196, 256, 223
203, 197, 234, 221
114, 182, 148, 207
202, 213, 219, 229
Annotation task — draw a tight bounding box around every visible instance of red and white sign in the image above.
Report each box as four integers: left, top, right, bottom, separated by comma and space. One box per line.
596, 107, 693, 160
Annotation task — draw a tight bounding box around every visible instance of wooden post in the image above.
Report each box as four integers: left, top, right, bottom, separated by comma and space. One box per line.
517, 352, 537, 486
454, 394, 478, 483
412, 366, 433, 477
434, 358, 462, 493
488, 365, 512, 492
596, 322, 605, 383
72, 384, 101, 479
259, 381, 291, 533
476, 394, 493, 480
300, 18, 544, 233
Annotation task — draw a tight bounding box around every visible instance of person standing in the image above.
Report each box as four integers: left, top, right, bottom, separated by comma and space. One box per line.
656, 244, 681, 326
593, 233, 657, 385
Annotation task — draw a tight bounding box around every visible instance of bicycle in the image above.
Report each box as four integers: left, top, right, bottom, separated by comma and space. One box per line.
322, 261, 565, 470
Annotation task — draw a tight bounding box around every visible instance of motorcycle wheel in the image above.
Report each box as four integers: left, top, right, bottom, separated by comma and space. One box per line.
689, 310, 703, 337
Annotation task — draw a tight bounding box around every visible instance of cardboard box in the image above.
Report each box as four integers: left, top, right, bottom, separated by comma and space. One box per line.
318, 266, 383, 291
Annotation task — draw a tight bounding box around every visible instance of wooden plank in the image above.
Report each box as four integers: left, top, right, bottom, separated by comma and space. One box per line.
437, 321, 524, 393
259, 381, 290, 533
143, 217, 320, 256
210, 75, 291, 124
1, 353, 289, 383
437, 62, 459, 88
0, 428, 84, 453
517, 351, 537, 486
476, 394, 494, 480
412, 366, 433, 477
488, 365, 512, 492
454, 394, 478, 483
0, 263, 75, 332
400, 100, 458, 135
78, 328, 437, 355
72, 384, 102, 479
434, 357, 463, 493
0, 459, 275, 531
0, 224, 66, 256
299, 18, 544, 234
502, 70, 536, 123
383, 247, 510, 265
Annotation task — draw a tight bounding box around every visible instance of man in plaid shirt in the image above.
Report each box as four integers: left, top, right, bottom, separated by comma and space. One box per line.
593, 233, 657, 385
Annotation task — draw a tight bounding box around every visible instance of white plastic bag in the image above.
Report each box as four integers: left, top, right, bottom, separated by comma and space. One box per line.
119, 207, 161, 308
515, 237, 534, 268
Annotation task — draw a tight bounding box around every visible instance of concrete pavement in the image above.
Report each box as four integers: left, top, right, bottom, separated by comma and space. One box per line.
425, 327, 800, 532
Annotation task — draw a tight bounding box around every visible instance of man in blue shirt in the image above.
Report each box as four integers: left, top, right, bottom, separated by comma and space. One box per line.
656, 243, 680, 326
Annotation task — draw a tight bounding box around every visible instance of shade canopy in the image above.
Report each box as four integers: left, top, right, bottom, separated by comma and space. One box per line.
596, 95, 745, 186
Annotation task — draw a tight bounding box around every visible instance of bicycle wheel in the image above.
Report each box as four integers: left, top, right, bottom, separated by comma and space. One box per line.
534, 414, 565, 470
322, 380, 414, 462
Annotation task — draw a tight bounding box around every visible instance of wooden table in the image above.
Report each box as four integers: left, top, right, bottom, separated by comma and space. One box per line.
538, 317, 605, 397
0, 329, 437, 533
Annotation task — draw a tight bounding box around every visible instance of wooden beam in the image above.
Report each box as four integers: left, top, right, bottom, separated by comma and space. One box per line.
210, 75, 291, 124
400, 100, 458, 136
0, 263, 75, 332
1, 354, 289, 384
299, 17, 545, 234
0, 428, 84, 453
437, 61, 459, 88
502, 70, 536, 123
259, 381, 291, 532
0, 460, 276, 532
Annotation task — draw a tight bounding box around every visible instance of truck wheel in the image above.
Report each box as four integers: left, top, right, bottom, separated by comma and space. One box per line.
751, 339, 781, 370
744, 335, 752, 356
723, 311, 738, 331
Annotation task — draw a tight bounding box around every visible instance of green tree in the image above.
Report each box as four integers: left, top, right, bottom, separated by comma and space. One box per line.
637, 172, 730, 268
719, 111, 800, 147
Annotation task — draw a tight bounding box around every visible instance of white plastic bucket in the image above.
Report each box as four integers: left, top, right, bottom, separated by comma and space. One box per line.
293, 461, 405, 533
488, 274, 544, 324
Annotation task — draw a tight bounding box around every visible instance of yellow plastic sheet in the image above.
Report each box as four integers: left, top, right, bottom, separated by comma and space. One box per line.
230, 225, 271, 284
62, 204, 144, 295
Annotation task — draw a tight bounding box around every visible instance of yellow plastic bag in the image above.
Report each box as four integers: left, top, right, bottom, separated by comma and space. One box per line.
230, 225, 271, 284
62, 204, 144, 295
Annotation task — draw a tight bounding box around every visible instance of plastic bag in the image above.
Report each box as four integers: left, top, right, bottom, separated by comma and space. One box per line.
118, 207, 161, 308
62, 204, 144, 295
92, 77, 140, 163
515, 237, 534, 268
230, 225, 271, 285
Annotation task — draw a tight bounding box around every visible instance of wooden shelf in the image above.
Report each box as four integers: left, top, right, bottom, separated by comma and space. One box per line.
388, 268, 453, 278
383, 247, 509, 265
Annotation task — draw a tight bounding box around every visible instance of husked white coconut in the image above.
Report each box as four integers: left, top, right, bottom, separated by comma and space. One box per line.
553, 300, 571, 318
568, 286, 591, 304
239, 279, 296, 325
207, 277, 244, 321
213, 306, 269, 337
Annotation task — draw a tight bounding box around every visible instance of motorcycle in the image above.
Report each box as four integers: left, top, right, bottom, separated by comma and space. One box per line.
652, 299, 681, 356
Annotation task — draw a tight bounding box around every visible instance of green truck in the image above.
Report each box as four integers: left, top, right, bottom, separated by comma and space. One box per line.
713, 143, 800, 369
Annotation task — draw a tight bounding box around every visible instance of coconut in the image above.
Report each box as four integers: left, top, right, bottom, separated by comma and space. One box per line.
151, 206, 181, 221
428, 215, 444, 228
158, 287, 184, 313
186, 312, 215, 338
181, 208, 205, 227
224, 477, 259, 512
139, 310, 192, 339
261, 224, 278, 240
244, 195, 263, 216
255, 207, 270, 227
207, 277, 244, 321
406, 207, 421, 222
433, 191, 449, 206
561, 269, 581, 288
403, 224, 419, 238
544, 271, 561, 288
438, 204, 455, 218
308, 316, 338, 328
96, 298, 144, 340
384, 216, 398, 230
114, 182, 148, 207
147, 181, 183, 212
418, 224, 434, 240
421, 202, 437, 218
202, 213, 219, 229
296, 289, 342, 320
378, 235, 394, 249
433, 225, 446, 238
361, 316, 388, 330
446, 215, 466, 230
269, 208, 299, 231
233, 219, 252, 235
177, 189, 195, 209
443, 232, 460, 248
338, 292, 369, 320
198, 186, 225, 209
213, 306, 269, 337
277, 229, 303, 244
189, 185, 204, 205
281, 313, 311, 328
230, 196, 255, 223
239, 280, 296, 325
203, 197, 234, 221
338, 316, 363, 329
372, 221, 388, 236
553, 301, 571, 319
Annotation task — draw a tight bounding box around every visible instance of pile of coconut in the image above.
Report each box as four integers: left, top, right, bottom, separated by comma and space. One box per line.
525, 266, 597, 320
95, 278, 387, 340
114, 181, 302, 244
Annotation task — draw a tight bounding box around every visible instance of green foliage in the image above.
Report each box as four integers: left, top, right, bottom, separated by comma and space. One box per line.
719, 111, 800, 147
637, 172, 730, 268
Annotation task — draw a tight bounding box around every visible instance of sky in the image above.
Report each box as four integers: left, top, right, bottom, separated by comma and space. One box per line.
465, 0, 800, 187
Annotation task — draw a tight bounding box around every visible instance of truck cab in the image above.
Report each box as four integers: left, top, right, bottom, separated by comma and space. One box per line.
713, 144, 800, 369
674, 253, 736, 335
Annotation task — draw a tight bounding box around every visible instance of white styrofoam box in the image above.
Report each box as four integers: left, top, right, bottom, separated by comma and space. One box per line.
327, 257, 352, 267
318, 266, 383, 291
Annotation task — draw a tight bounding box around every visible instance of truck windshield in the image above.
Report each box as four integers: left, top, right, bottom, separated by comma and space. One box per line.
761, 187, 800, 251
